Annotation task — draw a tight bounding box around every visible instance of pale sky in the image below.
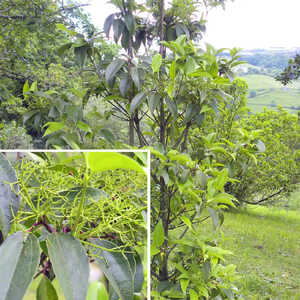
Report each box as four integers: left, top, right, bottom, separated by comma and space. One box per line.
84, 0, 300, 50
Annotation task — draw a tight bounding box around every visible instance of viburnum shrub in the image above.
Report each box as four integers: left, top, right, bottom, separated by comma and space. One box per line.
0, 152, 147, 300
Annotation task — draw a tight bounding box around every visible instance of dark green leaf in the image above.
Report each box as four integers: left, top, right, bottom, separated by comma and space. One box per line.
130, 67, 141, 90
175, 23, 190, 39
126, 253, 144, 293
119, 73, 130, 97
207, 208, 219, 230
105, 59, 126, 86
113, 19, 124, 43
121, 29, 130, 49
130, 92, 146, 114
0, 153, 20, 238
57, 42, 73, 56
89, 239, 134, 300
165, 98, 177, 118
0, 232, 40, 300
46, 234, 89, 300
74, 45, 88, 67
99, 128, 115, 144
104, 14, 115, 37
36, 276, 58, 300
148, 93, 160, 114
124, 13, 135, 35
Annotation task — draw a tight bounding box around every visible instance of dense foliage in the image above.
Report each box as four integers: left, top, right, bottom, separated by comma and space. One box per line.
1, 0, 300, 299
0, 152, 147, 300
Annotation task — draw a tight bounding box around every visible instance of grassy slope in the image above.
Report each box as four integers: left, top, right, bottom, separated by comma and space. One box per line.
198, 192, 300, 299
240, 74, 300, 113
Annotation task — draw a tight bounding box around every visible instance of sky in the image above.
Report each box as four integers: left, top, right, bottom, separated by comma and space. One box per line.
84, 0, 300, 50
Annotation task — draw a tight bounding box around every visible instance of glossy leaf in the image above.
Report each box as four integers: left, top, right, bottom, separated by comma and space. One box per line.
130, 67, 141, 90
105, 59, 126, 86
113, 19, 124, 43
130, 92, 146, 114
36, 276, 58, 300
89, 239, 134, 300
104, 14, 115, 37
0, 232, 40, 300
124, 13, 135, 35
207, 208, 219, 230
86, 152, 145, 174
148, 93, 160, 114
119, 73, 130, 97
0, 153, 20, 239
126, 253, 144, 293
46, 234, 89, 300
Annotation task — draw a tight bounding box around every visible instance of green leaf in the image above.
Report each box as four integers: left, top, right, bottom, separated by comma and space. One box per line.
148, 93, 160, 114
77, 121, 92, 133
207, 208, 219, 230
22, 110, 38, 125
86, 281, 109, 300
46, 234, 89, 300
105, 59, 126, 86
151, 54, 162, 73
169, 61, 176, 81
74, 45, 88, 67
125, 253, 144, 293
130, 67, 141, 90
124, 13, 135, 35
152, 220, 164, 248
165, 98, 177, 118
119, 73, 130, 97
57, 42, 73, 56
43, 122, 65, 137
23, 80, 30, 97
180, 279, 189, 294
99, 128, 115, 144
36, 276, 58, 300
104, 14, 115, 37
0, 153, 20, 239
86, 152, 145, 174
89, 239, 134, 300
130, 92, 146, 114
0, 232, 40, 300
113, 19, 124, 43
189, 289, 198, 300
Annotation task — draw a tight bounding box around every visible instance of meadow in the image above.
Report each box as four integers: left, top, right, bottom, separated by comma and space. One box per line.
241, 74, 300, 113
198, 191, 300, 299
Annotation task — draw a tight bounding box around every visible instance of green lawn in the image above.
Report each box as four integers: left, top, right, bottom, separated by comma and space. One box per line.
197, 196, 300, 299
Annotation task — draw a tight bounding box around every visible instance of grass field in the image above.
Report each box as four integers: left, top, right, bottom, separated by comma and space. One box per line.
240, 74, 300, 113
197, 191, 300, 299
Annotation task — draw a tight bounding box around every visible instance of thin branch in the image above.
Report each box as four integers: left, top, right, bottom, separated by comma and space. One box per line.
241, 188, 286, 205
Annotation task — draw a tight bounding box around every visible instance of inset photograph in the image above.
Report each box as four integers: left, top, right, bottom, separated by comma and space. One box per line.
0, 151, 149, 300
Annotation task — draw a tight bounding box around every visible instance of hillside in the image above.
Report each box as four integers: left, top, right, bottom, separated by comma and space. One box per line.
240, 74, 300, 113
233, 48, 300, 112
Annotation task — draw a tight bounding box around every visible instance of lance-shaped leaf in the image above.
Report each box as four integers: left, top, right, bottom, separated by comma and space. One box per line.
119, 73, 130, 97
0, 153, 20, 239
104, 14, 115, 37
130, 92, 146, 114
86, 152, 145, 174
124, 13, 135, 35
46, 234, 89, 300
89, 239, 134, 300
105, 59, 126, 86
151, 54, 162, 73
36, 276, 58, 300
0, 232, 40, 300
126, 253, 144, 293
130, 67, 141, 90
148, 93, 160, 114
